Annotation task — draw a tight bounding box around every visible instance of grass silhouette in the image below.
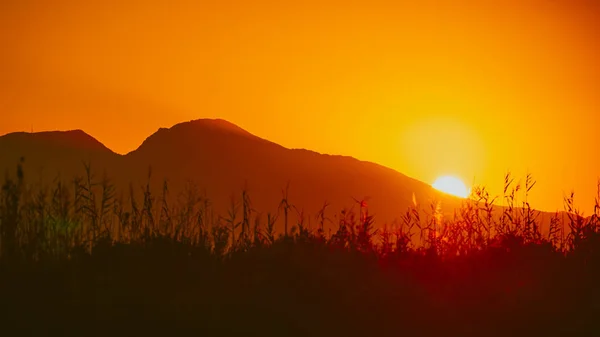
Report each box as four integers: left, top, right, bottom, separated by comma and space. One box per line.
1, 160, 600, 336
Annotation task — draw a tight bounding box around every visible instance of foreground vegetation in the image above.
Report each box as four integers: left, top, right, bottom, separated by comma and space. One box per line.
1, 160, 600, 336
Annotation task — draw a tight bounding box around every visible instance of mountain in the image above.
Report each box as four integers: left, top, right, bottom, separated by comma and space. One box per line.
0, 118, 565, 233
0, 130, 119, 181
123, 119, 467, 223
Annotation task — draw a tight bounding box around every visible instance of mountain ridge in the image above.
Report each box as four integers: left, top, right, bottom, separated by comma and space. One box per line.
0, 120, 427, 185
0, 118, 582, 233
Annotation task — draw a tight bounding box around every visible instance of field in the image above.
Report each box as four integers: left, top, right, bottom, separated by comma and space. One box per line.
1, 161, 600, 336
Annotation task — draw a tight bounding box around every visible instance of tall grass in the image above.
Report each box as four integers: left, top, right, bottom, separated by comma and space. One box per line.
1, 161, 598, 262
2, 161, 600, 336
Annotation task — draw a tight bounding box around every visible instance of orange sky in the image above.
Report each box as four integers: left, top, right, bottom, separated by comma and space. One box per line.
1, 0, 599, 214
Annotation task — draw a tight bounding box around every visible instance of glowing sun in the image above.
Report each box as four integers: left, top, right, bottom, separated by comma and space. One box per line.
432, 176, 470, 198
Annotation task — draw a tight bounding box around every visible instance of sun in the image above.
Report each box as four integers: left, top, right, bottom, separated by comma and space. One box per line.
432, 176, 470, 198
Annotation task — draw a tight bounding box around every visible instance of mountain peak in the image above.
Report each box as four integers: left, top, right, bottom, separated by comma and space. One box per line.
129, 118, 269, 156
0, 129, 112, 153
175, 118, 252, 136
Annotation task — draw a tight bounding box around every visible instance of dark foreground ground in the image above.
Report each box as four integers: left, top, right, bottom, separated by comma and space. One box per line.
1, 237, 600, 337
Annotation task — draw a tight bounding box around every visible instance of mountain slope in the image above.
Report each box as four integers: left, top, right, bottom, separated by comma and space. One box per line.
124, 119, 465, 224
0, 119, 567, 233
0, 130, 120, 180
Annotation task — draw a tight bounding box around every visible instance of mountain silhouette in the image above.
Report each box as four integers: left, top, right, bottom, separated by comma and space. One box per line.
0, 130, 118, 181
0, 119, 567, 233
124, 119, 467, 224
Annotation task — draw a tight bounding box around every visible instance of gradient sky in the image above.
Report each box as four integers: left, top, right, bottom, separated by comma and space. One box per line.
1, 0, 599, 213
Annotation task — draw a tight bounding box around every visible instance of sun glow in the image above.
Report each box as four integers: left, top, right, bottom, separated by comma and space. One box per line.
432, 176, 470, 198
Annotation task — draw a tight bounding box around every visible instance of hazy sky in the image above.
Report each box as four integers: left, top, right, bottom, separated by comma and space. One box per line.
1, 0, 599, 213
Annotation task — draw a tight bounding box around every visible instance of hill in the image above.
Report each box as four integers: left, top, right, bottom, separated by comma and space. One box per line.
0, 119, 571, 233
